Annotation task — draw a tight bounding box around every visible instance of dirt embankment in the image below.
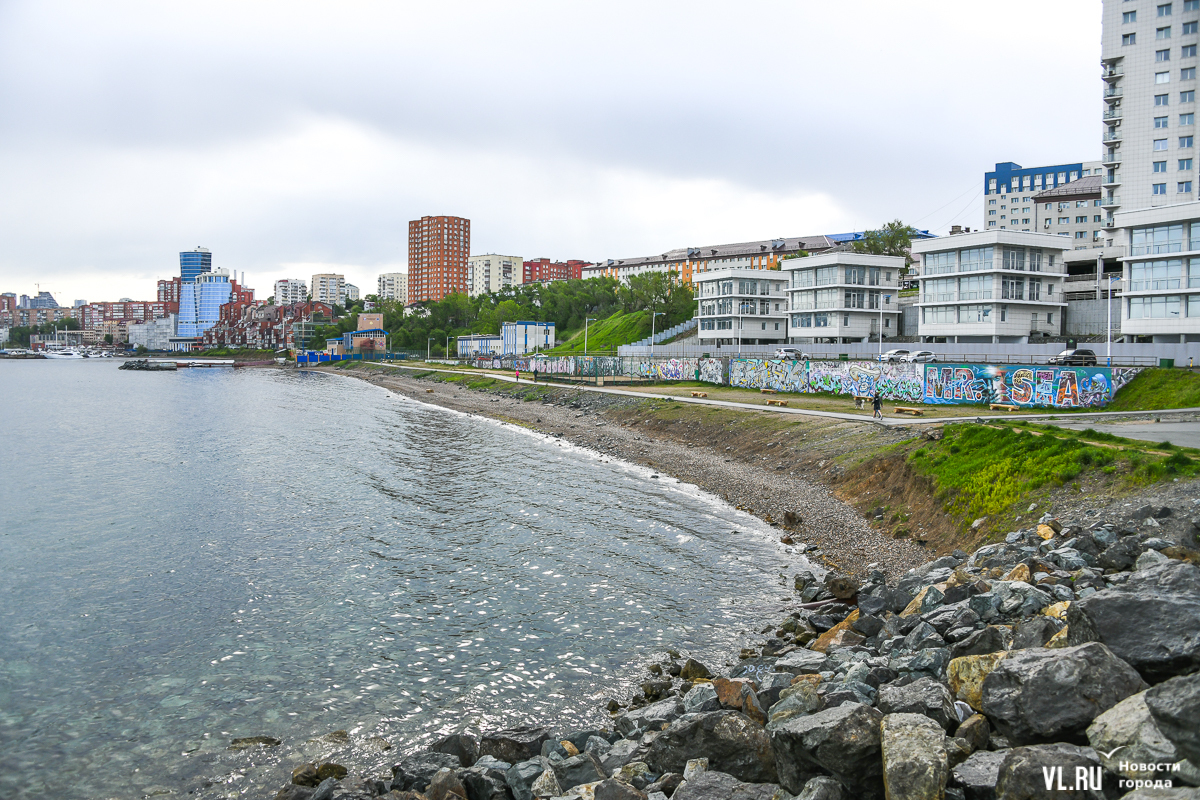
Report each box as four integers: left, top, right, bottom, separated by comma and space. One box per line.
321, 363, 936, 579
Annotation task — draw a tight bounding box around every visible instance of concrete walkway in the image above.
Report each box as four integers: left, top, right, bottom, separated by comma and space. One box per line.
368, 362, 1200, 428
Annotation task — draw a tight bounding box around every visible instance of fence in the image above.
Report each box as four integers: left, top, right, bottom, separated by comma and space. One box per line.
296, 352, 413, 365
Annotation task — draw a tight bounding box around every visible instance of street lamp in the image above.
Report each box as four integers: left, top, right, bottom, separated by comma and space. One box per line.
584, 318, 597, 355
1106, 274, 1121, 366
650, 311, 666, 359
427, 337, 434, 362
879, 293, 892, 360
446, 335, 452, 361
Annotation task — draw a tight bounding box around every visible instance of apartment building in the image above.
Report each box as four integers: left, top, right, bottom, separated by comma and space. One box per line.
694, 268, 789, 347
311, 273, 346, 307
523, 258, 589, 283
1102, 0, 1200, 222
911, 231, 1070, 343
780, 253, 903, 344
1113, 200, 1200, 341
984, 161, 1106, 239
467, 254, 523, 297
274, 279, 307, 306
346, 284, 360, 302
408, 215, 470, 303
377, 272, 408, 304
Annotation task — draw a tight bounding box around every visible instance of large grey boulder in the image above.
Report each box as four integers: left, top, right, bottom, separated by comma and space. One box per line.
1087, 689, 1200, 785
530, 769, 561, 799
980, 643, 1147, 745
880, 713, 948, 800
1067, 561, 1200, 683
670, 770, 781, 800
393, 752, 465, 792
429, 768, 469, 800
552, 752, 609, 791
459, 762, 510, 800
877, 676, 958, 732
683, 684, 721, 714
950, 626, 1010, 660
431, 733, 481, 768
794, 776, 845, 800
993, 744, 1104, 799
482, 727, 553, 765
1147, 672, 1200, 766
644, 711, 776, 784
599, 739, 642, 775
774, 651, 830, 676
950, 749, 1007, 800
765, 682, 822, 729
769, 702, 884, 797
594, 778, 648, 800
623, 699, 685, 733
506, 758, 545, 800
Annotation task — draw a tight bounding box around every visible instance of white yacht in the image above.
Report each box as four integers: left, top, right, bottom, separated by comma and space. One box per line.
43, 350, 84, 359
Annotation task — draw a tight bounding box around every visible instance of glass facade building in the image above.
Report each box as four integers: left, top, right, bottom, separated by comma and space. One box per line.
178, 272, 232, 337
180, 247, 212, 284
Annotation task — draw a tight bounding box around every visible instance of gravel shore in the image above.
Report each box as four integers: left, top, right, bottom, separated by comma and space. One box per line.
322, 364, 931, 581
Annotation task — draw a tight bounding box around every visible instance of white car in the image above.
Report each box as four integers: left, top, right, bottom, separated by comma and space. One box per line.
880, 349, 910, 362
774, 347, 811, 360
901, 350, 937, 363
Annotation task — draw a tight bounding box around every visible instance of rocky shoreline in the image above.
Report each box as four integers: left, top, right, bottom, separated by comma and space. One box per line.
258, 365, 1200, 799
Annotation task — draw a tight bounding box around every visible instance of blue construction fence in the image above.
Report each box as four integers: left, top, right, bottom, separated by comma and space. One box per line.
296, 352, 413, 365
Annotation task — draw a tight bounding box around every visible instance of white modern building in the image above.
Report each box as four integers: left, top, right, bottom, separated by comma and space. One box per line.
467, 254, 523, 297
377, 272, 408, 304
694, 268, 789, 347
127, 314, 177, 351
273, 279, 307, 306
1114, 200, 1200, 341
501, 321, 554, 354
911, 231, 1070, 343
780, 253, 903, 344
1102, 0, 1200, 221
346, 283, 360, 302
457, 334, 503, 357
311, 273, 346, 307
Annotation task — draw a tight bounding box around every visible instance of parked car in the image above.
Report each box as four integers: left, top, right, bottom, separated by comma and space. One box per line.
880, 349, 910, 362
774, 347, 811, 360
1048, 348, 1097, 366
901, 350, 937, 363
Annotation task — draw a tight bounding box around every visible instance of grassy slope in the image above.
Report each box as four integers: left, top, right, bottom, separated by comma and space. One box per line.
546, 311, 650, 354
1107, 367, 1200, 411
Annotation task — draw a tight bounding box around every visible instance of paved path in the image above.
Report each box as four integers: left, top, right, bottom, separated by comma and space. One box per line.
371, 362, 1200, 429
1042, 419, 1200, 448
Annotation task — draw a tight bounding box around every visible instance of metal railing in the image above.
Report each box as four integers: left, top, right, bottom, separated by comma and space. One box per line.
1103, 172, 1122, 184
1101, 196, 1122, 206
1103, 131, 1123, 142
1103, 109, 1123, 119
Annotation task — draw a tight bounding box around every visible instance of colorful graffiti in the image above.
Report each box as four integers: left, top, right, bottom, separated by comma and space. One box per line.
699, 358, 725, 385
634, 358, 699, 380
729, 359, 807, 392
922, 364, 1142, 409
728, 359, 923, 401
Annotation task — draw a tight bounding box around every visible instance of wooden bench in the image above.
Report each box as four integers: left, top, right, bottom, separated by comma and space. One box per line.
426, 389, 434, 393
691, 391, 708, 398
893, 406, 924, 416
766, 399, 789, 407
760, 388, 778, 394
990, 403, 1019, 412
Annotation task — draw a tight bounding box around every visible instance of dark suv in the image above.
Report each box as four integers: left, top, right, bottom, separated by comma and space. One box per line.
1048, 348, 1097, 366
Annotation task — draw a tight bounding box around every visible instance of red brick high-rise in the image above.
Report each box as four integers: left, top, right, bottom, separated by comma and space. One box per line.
408, 215, 470, 303
523, 258, 591, 284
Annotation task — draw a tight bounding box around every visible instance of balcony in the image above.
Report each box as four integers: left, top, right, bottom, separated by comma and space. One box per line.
1105, 87, 1124, 100
1103, 107, 1123, 120
1128, 238, 1200, 255
1102, 67, 1124, 81
1102, 172, 1122, 186
1100, 195, 1122, 207
1102, 151, 1122, 167
1103, 130, 1123, 143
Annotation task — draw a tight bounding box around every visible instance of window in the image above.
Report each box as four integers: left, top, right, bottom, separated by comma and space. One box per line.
922, 306, 955, 325
923, 277, 955, 302
1158, 93, 1171, 105
1181, 180, 1194, 191
814, 288, 837, 309
1184, 135, 1196, 146
1131, 222, 1195, 253
1185, 113, 1197, 124
1186, 45, 1198, 58
1157, 160, 1169, 172
1159, 48, 1173, 61
1002, 247, 1025, 270
1155, 182, 1169, 193
1076, 215, 1089, 223
1076, 230, 1088, 238
1185, 67, 1198, 79
924, 252, 955, 274
988, 198, 997, 205
1186, 20, 1200, 33
814, 267, 837, 285
959, 246, 993, 272
959, 305, 992, 323
1129, 295, 1182, 318
1058, 216, 1071, 224
845, 267, 866, 285
1183, 158, 1195, 169
1095, 215, 1103, 222
1029, 278, 1042, 301
1156, 138, 1170, 150
959, 275, 991, 300
1125, 32, 1138, 45
1125, 10, 1137, 21
1186, 90, 1197, 102
1160, 26, 1173, 38
1158, 115, 1171, 127
1188, 0, 1199, 9
791, 269, 814, 288
1160, 3, 1173, 15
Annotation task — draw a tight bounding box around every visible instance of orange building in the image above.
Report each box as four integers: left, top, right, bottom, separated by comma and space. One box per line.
408, 215, 470, 303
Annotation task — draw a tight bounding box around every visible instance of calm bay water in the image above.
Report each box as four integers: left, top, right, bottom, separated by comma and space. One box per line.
0, 361, 795, 799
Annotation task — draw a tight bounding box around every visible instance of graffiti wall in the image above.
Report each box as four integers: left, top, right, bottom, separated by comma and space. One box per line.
634, 358, 699, 380
699, 358, 725, 385
729, 359, 807, 392
805, 361, 924, 402
923, 364, 1142, 409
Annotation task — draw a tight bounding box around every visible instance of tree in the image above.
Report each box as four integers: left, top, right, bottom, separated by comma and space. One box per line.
104, 334, 114, 345
852, 220, 919, 264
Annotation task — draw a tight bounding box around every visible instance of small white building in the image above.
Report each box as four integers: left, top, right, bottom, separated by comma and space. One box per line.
345, 283, 360, 302
457, 334, 503, 357
1114, 200, 1200, 343
694, 268, 789, 347
780, 252, 903, 344
377, 272, 408, 304
911, 230, 1070, 344
502, 321, 554, 354
468, 254, 524, 297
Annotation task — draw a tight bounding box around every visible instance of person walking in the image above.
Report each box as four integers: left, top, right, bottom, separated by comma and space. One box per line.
533, 366, 538, 383
515, 368, 520, 382
872, 391, 883, 421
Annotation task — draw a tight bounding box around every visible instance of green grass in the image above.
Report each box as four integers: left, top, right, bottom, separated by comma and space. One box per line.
1106, 367, 1200, 411
546, 311, 651, 354
908, 423, 1200, 530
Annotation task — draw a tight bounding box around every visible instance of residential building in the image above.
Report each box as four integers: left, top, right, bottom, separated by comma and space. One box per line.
274, 279, 307, 306
1029, 176, 1108, 248
467, 254, 523, 296
984, 161, 1106, 235
377, 272, 408, 303
780, 253, 904, 344
78, 300, 173, 329
584, 235, 842, 286
1102, 0, 1200, 220
501, 321, 555, 354
408, 215, 471, 303
1113, 200, 1200, 342
22, 291, 60, 309
346, 283, 360, 302
911, 230, 1070, 343
157, 277, 182, 312
178, 270, 235, 337
311, 273, 346, 307
457, 334, 503, 357
694, 268, 789, 347
523, 258, 590, 283
127, 314, 177, 351
180, 247, 212, 284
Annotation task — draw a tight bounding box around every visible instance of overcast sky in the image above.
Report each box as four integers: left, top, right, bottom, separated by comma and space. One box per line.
0, 0, 1101, 303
